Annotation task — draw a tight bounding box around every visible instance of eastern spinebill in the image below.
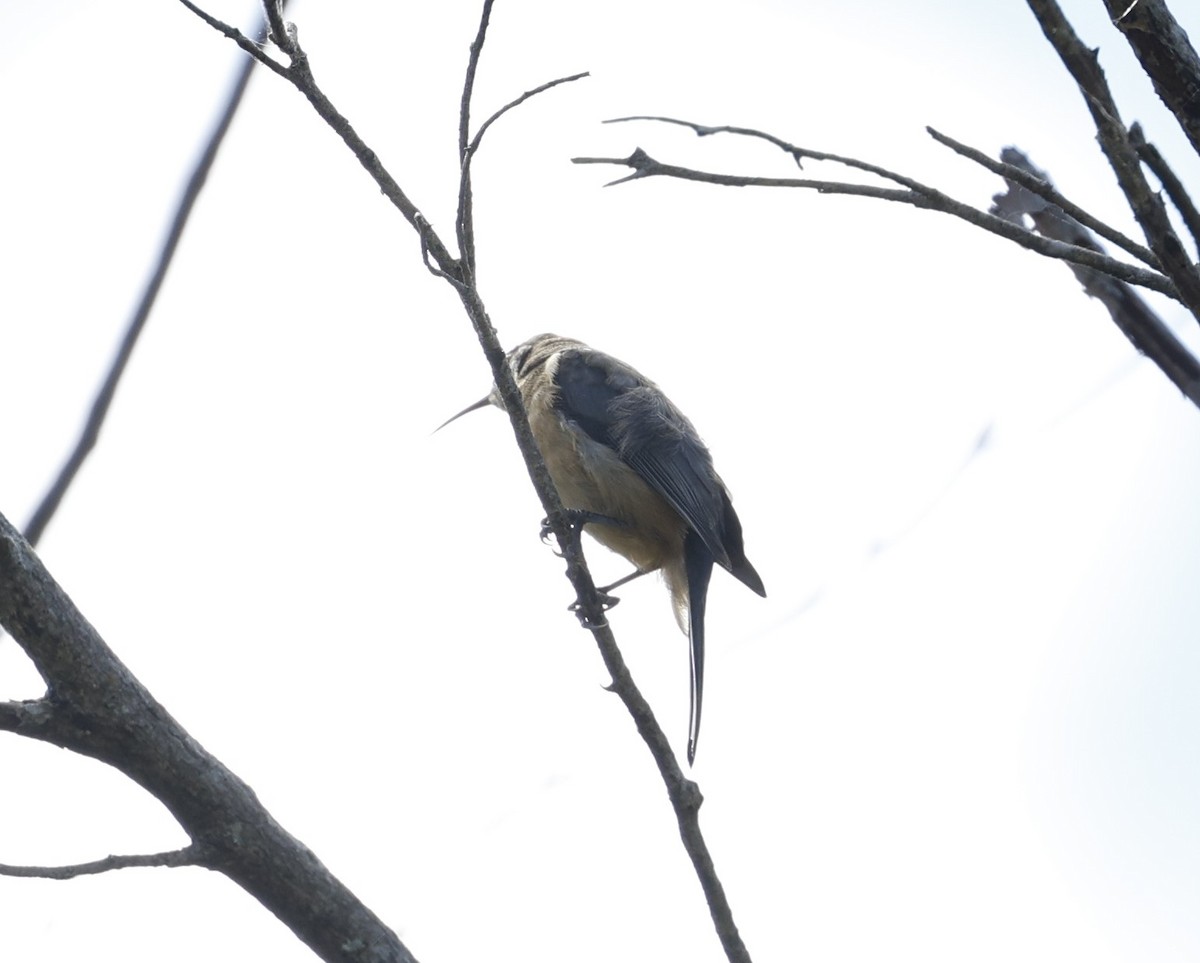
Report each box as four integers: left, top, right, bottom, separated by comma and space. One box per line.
439, 333, 765, 764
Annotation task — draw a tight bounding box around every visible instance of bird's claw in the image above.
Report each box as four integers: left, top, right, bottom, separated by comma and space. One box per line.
541, 510, 626, 556
568, 589, 620, 628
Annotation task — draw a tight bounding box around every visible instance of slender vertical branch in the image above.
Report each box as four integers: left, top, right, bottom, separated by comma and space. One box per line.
456, 0, 495, 282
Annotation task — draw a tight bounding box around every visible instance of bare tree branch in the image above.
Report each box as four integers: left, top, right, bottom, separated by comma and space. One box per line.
1026, 0, 1200, 321
926, 126, 1159, 268
1106, 0, 1200, 159
0, 511, 418, 963
177, 0, 290, 78
0, 848, 200, 880
571, 145, 1179, 299
22, 5, 287, 548
0, 523, 409, 952
455, 0, 494, 283
993, 148, 1200, 405
607, 113, 934, 189
180, 0, 460, 280
454, 0, 588, 283
581, 104, 1200, 409
1130, 121, 1200, 259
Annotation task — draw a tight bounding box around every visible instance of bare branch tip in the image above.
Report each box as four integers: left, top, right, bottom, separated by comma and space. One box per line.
0, 847, 200, 880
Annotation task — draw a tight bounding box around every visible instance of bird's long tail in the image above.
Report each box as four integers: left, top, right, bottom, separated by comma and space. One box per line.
684, 530, 715, 766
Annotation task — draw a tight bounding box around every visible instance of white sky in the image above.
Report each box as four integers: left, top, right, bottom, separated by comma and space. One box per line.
2, 1, 1199, 961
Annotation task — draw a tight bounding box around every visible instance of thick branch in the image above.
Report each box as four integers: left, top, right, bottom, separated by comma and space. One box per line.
1106, 0, 1200, 159
0, 513, 417, 963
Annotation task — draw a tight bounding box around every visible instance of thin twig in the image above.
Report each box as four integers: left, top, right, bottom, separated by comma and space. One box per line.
0, 847, 202, 880
455, 0, 495, 281
177, 0, 289, 78
572, 149, 1179, 299
606, 114, 935, 192
23, 6, 286, 547
468, 71, 590, 158
179, 0, 460, 280
1, 508, 419, 963
456, 69, 589, 281
607, 115, 809, 167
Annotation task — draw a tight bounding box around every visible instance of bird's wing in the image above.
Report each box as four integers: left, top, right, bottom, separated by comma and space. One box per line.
554, 347, 733, 571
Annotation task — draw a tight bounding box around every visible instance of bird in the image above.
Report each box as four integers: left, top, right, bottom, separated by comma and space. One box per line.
439, 333, 765, 764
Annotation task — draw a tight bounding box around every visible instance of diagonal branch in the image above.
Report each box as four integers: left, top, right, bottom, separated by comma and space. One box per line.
453, 0, 588, 282
468, 71, 591, 160
0, 511, 418, 963
179, 0, 460, 281
1106, 0, 1200, 159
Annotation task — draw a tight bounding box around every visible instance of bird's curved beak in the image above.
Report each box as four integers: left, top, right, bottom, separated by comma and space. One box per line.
434, 395, 492, 433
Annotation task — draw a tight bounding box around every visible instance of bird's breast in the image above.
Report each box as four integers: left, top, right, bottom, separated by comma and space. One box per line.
529, 404, 685, 574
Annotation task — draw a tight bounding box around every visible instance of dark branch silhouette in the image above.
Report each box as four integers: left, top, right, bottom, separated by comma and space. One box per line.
1105, 0, 1200, 159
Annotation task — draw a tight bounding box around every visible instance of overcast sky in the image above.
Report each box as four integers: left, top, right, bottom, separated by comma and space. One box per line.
2, 1, 1199, 961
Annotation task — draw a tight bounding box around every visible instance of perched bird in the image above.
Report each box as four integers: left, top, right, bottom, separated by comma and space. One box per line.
439, 333, 765, 764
